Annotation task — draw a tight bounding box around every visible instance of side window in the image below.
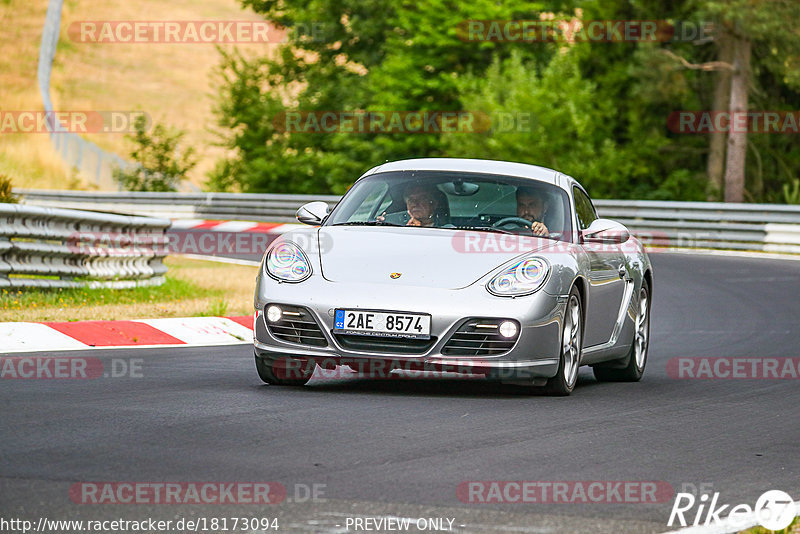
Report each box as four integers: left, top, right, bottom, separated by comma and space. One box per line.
573, 187, 597, 230
349, 183, 389, 221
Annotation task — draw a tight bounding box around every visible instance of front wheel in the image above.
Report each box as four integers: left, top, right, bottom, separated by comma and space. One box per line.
255, 354, 314, 386
544, 287, 583, 396
593, 281, 650, 382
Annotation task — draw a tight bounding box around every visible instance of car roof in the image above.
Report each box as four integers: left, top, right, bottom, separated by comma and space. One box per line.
361, 158, 562, 185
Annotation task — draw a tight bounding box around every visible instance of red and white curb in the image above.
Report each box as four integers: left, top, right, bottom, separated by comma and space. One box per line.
0, 315, 254, 354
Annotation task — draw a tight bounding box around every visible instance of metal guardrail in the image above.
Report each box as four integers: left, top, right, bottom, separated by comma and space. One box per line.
13, 190, 800, 254
595, 199, 800, 254
14, 190, 343, 223
1, 203, 170, 288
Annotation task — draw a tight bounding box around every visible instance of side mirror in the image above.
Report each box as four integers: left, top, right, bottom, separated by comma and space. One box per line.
581, 218, 629, 244
296, 201, 330, 225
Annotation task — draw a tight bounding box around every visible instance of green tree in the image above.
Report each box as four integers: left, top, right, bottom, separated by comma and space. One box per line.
0, 174, 18, 203
211, 0, 565, 194
114, 116, 196, 192
212, 0, 800, 202
650, 0, 800, 201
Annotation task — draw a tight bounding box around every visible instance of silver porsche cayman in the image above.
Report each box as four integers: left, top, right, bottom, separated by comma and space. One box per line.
253, 158, 653, 395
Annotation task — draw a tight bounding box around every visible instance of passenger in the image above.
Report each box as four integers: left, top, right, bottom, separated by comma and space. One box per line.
376, 183, 450, 227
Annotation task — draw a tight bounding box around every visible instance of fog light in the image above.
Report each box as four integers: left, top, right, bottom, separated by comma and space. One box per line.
499, 321, 518, 338
266, 305, 282, 323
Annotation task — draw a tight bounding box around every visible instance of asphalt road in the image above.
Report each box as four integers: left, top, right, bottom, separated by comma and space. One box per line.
1, 252, 799, 533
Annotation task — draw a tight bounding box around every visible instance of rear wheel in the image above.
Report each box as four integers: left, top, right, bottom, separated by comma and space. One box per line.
255, 354, 314, 385
593, 281, 650, 382
544, 287, 582, 396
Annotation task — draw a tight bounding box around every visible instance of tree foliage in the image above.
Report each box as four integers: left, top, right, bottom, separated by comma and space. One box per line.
114, 116, 197, 192
0, 174, 18, 203
210, 0, 800, 202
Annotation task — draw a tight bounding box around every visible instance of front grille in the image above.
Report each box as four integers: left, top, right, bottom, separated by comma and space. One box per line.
333, 333, 437, 354
441, 319, 519, 356
266, 305, 328, 347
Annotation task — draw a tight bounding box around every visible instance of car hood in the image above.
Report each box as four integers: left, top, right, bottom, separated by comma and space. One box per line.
316, 226, 550, 289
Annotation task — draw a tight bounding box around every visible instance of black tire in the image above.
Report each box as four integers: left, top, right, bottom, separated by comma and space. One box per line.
593, 280, 650, 382
543, 286, 583, 396
254, 354, 314, 386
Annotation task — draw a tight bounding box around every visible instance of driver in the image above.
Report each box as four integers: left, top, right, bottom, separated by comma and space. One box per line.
516, 186, 550, 237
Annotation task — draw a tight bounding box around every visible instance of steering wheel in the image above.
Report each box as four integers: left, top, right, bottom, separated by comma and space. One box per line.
493, 216, 560, 239
492, 216, 533, 230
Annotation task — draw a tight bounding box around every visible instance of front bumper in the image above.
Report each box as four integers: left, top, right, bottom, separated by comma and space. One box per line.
253, 274, 565, 380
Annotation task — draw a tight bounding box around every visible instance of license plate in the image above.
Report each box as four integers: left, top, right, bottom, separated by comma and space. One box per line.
334, 309, 431, 339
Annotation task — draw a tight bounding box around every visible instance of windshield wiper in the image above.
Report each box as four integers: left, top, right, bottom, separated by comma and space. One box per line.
331, 221, 404, 227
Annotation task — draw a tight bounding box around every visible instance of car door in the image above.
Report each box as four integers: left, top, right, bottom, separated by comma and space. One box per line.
573, 186, 628, 348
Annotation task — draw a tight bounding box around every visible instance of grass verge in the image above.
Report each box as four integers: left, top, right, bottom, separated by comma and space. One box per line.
0, 0, 273, 190
0, 256, 257, 322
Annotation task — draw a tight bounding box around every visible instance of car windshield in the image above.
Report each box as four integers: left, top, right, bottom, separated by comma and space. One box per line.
326, 170, 573, 241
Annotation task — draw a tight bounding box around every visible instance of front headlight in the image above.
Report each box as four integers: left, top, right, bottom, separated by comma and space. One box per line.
487, 257, 550, 297
265, 241, 312, 282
